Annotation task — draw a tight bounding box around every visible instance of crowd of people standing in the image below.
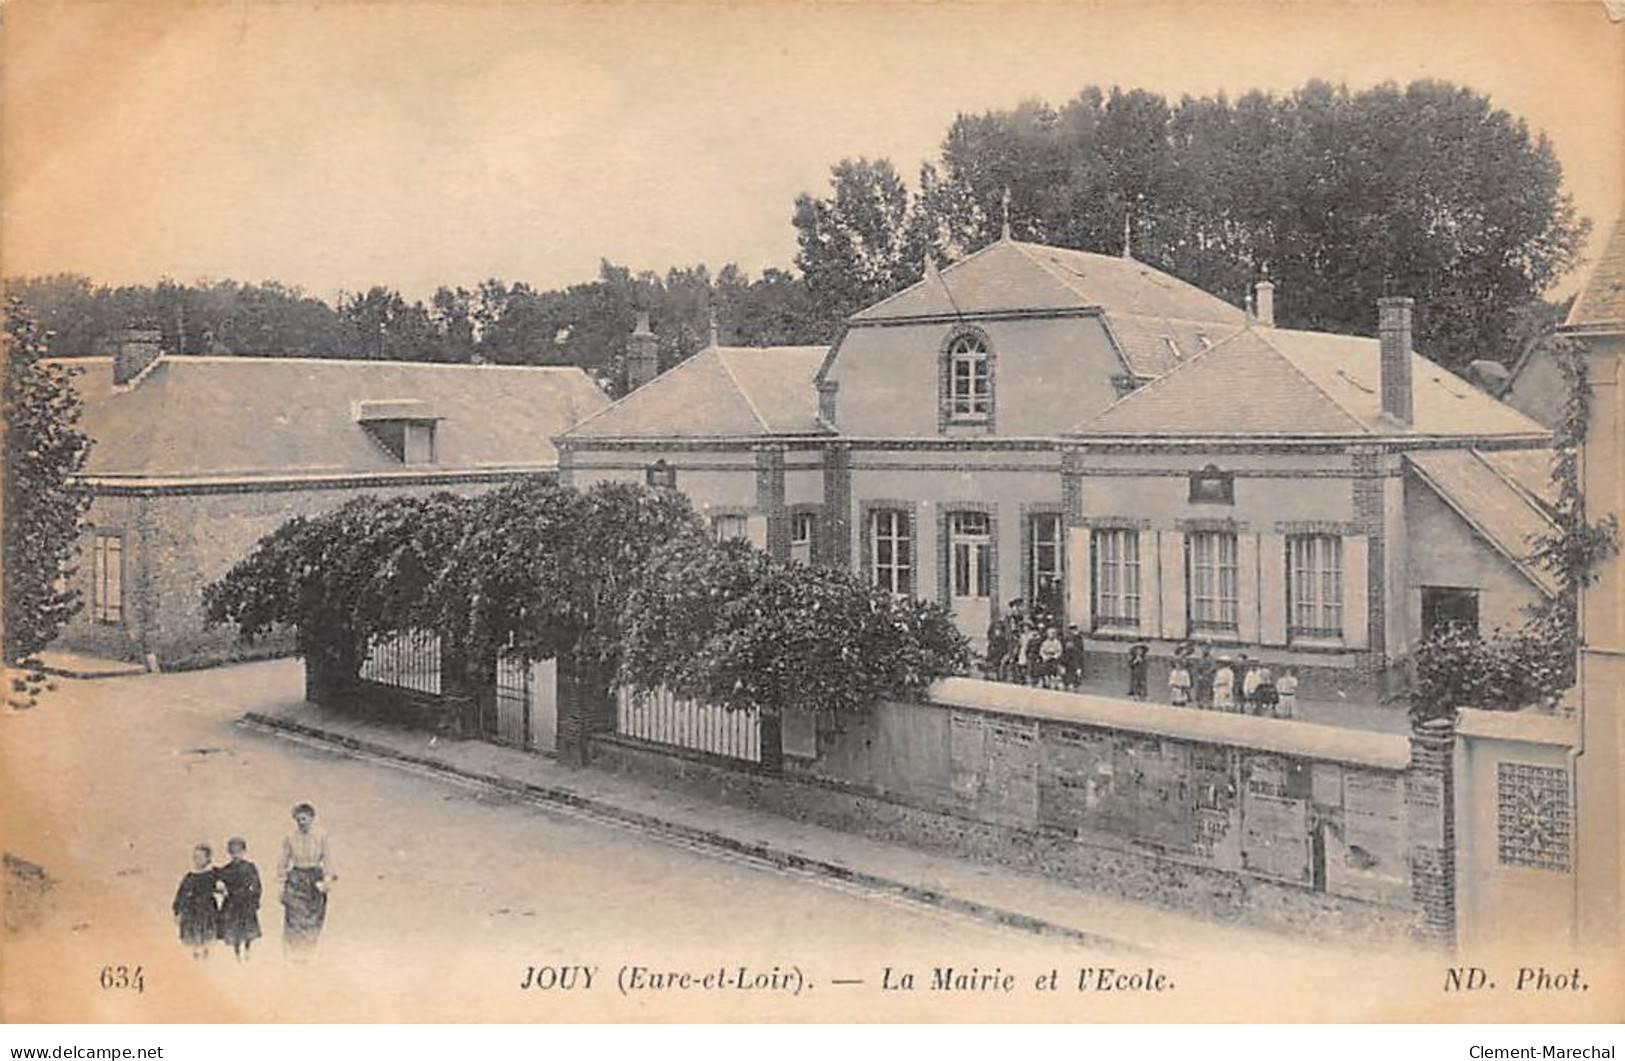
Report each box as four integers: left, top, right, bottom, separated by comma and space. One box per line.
982, 603, 1300, 719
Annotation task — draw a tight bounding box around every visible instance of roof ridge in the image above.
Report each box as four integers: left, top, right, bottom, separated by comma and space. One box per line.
848, 238, 1012, 321
1469, 447, 1556, 523
1016, 242, 1247, 323
1010, 239, 1129, 313
1248, 329, 1373, 436
560, 344, 720, 438
1406, 452, 1557, 596
1070, 326, 1253, 432
713, 347, 772, 432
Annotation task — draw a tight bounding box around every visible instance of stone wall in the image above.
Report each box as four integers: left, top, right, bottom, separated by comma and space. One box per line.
584, 677, 1451, 943
54, 475, 539, 668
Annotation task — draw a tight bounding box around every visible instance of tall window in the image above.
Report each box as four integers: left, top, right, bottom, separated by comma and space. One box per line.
1188, 531, 1239, 631
1029, 513, 1064, 619
871, 509, 912, 594
1092, 528, 1140, 628
946, 333, 990, 419
789, 512, 816, 565
1288, 534, 1343, 638
712, 514, 747, 543
92, 533, 123, 624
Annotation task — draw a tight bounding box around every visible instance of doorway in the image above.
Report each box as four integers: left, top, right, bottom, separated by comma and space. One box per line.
949, 511, 993, 649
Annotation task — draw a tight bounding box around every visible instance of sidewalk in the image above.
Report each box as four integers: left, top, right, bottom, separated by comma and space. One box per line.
241, 697, 1384, 962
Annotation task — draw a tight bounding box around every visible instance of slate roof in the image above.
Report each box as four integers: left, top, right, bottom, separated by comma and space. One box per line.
1079, 326, 1550, 440
1407, 449, 1559, 596
1564, 213, 1625, 331
1477, 448, 1559, 515
562, 345, 829, 440
850, 238, 1246, 330
59, 355, 608, 481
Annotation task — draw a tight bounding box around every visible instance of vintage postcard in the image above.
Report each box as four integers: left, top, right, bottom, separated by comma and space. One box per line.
2, 0, 1622, 1028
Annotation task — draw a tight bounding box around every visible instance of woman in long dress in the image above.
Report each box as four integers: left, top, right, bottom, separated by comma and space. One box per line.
278, 803, 336, 955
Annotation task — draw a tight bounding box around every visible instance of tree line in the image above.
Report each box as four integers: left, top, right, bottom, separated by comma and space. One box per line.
4, 78, 1588, 389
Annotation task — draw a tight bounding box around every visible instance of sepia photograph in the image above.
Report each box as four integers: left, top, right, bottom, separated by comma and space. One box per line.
1, 0, 1622, 1036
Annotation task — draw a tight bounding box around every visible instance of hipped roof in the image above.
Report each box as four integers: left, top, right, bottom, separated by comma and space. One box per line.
1079, 326, 1549, 440
60, 355, 608, 480
562, 345, 828, 440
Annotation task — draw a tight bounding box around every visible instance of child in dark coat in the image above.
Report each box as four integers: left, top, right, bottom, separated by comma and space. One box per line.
1127, 642, 1150, 700
216, 837, 263, 960
172, 844, 220, 959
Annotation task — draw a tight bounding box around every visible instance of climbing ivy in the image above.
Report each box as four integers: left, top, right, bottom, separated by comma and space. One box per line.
1412, 335, 1620, 719
619, 536, 970, 717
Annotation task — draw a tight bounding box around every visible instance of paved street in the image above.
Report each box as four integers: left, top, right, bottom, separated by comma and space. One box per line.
10, 659, 1597, 1024
2, 660, 1103, 1022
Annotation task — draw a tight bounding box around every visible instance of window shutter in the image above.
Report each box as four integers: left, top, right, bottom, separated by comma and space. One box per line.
1138, 529, 1159, 635
1342, 535, 1370, 649
746, 515, 768, 550
1159, 530, 1186, 640
1260, 533, 1288, 646
1237, 533, 1261, 644
916, 503, 938, 603
1067, 526, 1092, 631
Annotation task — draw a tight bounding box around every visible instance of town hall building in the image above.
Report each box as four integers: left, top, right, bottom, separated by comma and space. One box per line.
558, 234, 1557, 711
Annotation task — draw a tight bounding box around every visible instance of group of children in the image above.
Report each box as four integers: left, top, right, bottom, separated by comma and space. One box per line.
171, 801, 335, 962
171, 837, 262, 961
1152, 642, 1300, 718
985, 611, 1087, 691
987, 611, 1303, 719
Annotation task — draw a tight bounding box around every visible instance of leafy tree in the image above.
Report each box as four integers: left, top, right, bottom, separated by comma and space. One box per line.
900, 79, 1587, 369
619, 536, 970, 720
793, 158, 934, 334
421, 480, 708, 694
4, 300, 94, 702
203, 492, 475, 682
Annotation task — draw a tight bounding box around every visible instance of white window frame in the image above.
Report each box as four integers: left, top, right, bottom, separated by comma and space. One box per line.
1029, 513, 1064, 615
1189, 530, 1239, 632
712, 514, 748, 543
1092, 528, 1140, 629
92, 532, 124, 624
871, 509, 912, 595
1288, 534, 1344, 640
789, 511, 816, 565
946, 333, 991, 420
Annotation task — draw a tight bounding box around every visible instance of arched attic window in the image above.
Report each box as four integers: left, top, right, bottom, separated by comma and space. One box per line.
940, 327, 994, 428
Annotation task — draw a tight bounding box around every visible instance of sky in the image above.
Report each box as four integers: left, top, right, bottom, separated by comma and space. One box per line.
3, 1, 1622, 305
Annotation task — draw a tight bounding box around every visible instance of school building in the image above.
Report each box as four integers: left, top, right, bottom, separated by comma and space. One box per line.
53, 338, 608, 668
558, 234, 1558, 710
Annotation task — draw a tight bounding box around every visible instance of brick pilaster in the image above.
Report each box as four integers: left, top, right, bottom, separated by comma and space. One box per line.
756, 445, 788, 561
1061, 446, 1085, 527
821, 444, 852, 570
1351, 446, 1387, 671
556, 443, 575, 490
1407, 716, 1457, 946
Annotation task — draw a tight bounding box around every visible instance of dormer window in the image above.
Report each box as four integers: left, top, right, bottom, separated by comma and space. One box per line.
354, 399, 442, 465
940, 327, 994, 428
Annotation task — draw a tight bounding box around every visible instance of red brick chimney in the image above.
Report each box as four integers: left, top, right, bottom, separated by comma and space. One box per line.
626, 312, 659, 391
112, 328, 163, 385
1378, 296, 1414, 425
